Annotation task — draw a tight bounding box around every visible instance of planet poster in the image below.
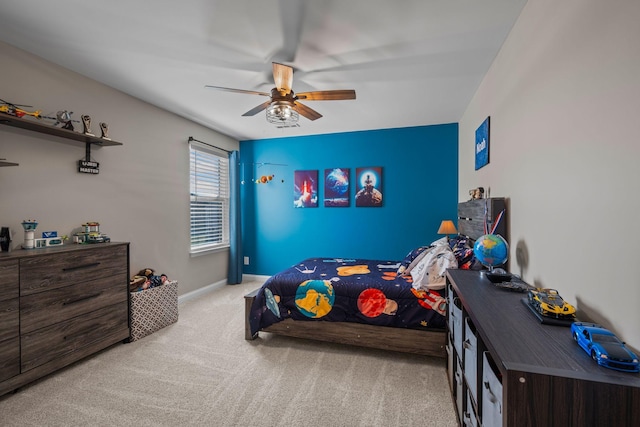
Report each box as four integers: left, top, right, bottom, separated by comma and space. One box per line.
355, 167, 383, 207
293, 170, 318, 208
324, 167, 350, 207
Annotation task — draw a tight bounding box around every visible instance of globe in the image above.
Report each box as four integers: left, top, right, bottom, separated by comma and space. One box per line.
295, 280, 335, 318
473, 234, 509, 268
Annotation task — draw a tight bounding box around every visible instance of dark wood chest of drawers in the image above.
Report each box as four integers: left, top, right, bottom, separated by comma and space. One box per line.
446, 269, 640, 427
0, 243, 130, 396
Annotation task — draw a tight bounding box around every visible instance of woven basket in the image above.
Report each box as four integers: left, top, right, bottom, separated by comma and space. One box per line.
129, 281, 178, 341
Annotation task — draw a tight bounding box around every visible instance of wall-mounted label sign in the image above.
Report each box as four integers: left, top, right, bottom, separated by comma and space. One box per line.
78, 160, 99, 174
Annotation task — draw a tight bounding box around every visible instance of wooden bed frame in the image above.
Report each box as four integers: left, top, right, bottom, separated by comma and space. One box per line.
244, 198, 507, 359
244, 289, 447, 357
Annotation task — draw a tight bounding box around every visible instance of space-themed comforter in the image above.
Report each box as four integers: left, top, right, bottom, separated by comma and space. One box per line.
248, 257, 447, 337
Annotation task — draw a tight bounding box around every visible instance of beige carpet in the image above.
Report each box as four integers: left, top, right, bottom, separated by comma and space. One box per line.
0, 280, 457, 427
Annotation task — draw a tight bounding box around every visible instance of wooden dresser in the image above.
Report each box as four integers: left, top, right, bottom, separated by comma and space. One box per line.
0, 243, 130, 397
446, 269, 640, 427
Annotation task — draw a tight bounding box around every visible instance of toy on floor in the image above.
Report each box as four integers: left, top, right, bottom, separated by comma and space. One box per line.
130, 267, 170, 292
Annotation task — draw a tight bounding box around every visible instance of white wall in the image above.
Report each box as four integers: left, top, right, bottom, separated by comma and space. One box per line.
460, 0, 640, 348
0, 41, 239, 295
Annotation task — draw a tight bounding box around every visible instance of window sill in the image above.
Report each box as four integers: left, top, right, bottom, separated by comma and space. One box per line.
190, 245, 229, 257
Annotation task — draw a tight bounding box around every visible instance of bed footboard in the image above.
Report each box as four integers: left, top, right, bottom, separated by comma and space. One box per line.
244, 288, 446, 358
244, 288, 260, 340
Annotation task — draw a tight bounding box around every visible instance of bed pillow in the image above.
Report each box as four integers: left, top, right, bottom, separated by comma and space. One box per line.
410, 245, 458, 291
430, 236, 450, 247
449, 235, 482, 270
396, 245, 431, 275
401, 249, 431, 276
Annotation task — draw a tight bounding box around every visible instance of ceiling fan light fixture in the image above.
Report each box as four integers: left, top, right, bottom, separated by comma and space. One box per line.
266, 101, 299, 126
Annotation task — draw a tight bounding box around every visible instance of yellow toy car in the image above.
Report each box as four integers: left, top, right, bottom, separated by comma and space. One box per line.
527, 288, 576, 319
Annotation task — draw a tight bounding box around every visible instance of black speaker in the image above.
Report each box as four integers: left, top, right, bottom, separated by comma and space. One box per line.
0, 227, 11, 251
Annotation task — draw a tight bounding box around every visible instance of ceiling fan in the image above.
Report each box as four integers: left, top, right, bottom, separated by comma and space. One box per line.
205, 62, 356, 125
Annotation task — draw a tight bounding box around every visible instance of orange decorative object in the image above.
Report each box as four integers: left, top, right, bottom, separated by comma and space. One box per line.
336, 265, 370, 276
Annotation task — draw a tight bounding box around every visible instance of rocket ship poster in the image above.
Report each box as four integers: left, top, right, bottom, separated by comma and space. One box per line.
293, 170, 318, 208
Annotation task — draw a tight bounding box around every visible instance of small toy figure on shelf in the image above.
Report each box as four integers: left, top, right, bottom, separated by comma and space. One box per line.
469, 187, 485, 200
43, 110, 80, 130
21, 219, 38, 249
99, 122, 111, 140
33, 231, 66, 248
73, 221, 111, 244
81, 114, 94, 135
0, 99, 41, 118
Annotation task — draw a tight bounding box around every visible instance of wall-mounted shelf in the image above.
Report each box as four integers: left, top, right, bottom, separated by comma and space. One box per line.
0, 113, 123, 147
0, 159, 19, 167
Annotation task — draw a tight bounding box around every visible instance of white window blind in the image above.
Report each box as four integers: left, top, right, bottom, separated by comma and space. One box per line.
189, 141, 230, 254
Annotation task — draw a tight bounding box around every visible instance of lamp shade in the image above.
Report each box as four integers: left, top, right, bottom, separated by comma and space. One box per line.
437, 220, 458, 235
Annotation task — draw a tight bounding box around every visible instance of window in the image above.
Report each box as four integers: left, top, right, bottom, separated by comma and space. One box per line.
189, 141, 229, 254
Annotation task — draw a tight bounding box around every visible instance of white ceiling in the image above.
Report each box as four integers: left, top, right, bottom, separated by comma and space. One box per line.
0, 0, 526, 141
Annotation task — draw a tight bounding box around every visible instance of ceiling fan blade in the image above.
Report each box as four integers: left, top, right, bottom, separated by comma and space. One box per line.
242, 100, 272, 117
293, 101, 322, 121
272, 62, 293, 94
295, 90, 356, 101
205, 85, 270, 97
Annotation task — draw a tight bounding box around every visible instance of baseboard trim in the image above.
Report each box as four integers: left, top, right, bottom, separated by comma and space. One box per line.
178, 279, 227, 305
177, 275, 269, 305
242, 274, 270, 283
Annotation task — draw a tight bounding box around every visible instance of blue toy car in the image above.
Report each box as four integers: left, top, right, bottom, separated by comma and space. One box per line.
571, 322, 639, 373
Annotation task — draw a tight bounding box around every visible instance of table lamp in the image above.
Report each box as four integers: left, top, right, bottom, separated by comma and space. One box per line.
437, 220, 458, 239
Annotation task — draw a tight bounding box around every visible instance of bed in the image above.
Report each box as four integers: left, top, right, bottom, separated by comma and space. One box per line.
244, 198, 507, 358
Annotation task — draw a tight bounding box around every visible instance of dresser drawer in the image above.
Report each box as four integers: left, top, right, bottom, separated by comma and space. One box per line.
21, 302, 129, 372
21, 273, 128, 334
0, 298, 19, 342
0, 337, 20, 382
20, 245, 128, 295
0, 259, 19, 302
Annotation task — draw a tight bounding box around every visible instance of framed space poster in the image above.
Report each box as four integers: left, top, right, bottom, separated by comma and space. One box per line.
475, 116, 490, 170
293, 170, 318, 208
324, 168, 350, 207
355, 167, 383, 207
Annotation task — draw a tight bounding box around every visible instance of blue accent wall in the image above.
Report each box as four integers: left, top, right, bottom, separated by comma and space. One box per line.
240, 124, 458, 275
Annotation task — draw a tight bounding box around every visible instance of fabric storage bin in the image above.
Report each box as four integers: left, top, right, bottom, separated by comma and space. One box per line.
129, 281, 178, 341
463, 316, 479, 405
482, 351, 503, 427
455, 357, 464, 422
463, 392, 479, 427
451, 296, 464, 356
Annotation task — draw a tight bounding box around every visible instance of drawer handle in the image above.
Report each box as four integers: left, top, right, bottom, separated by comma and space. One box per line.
63, 293, 101, 306
63, 329, 90, 341
484, 381, 498, 403
62, 262, 101, 272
